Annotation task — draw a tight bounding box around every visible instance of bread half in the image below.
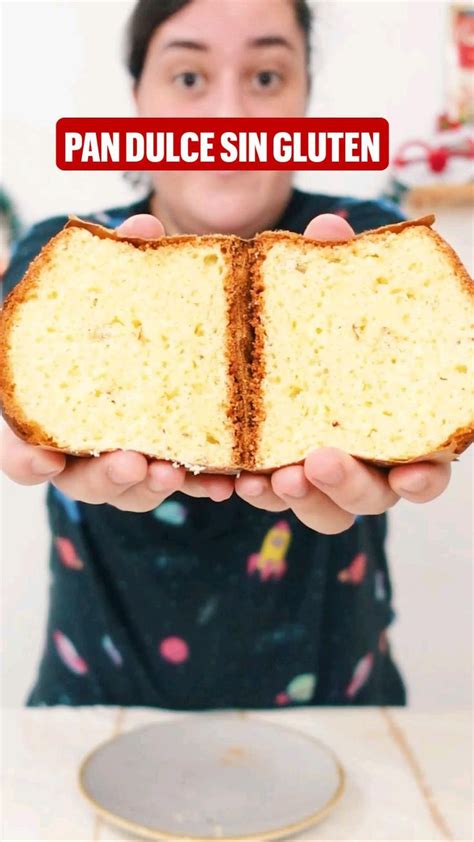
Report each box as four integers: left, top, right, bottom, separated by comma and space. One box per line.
1, 215, 472, 472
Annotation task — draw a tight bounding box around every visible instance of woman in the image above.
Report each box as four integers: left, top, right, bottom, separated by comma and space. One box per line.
2, 0, 451, 708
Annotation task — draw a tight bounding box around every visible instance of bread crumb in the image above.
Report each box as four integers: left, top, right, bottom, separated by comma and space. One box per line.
172, 460, 205, 475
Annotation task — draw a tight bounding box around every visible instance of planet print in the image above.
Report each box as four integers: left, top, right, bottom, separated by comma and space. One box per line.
286, 673, 317, 703
153, 501, 187, 526
159, 636, 190, 664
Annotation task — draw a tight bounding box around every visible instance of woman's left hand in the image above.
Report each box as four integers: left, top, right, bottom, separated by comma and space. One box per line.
235, 212, 452, 533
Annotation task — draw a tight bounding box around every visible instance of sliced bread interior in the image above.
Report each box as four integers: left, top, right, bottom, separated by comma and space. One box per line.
1, 216, 473, 472
1, 222, 251, 472
250, 221, 473, 470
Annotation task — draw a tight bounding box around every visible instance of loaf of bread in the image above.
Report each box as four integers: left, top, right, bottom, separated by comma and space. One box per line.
1, 215, 473, 473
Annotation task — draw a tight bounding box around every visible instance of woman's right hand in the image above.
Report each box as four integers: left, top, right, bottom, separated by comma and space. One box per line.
1, 422, 234, 510
1, 212, 235, 510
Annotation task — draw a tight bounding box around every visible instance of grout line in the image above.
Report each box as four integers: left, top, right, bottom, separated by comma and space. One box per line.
92, 811, 102, 842
380, 707, 455, 842
92, 708, 126, 841
112, 705, 126, 738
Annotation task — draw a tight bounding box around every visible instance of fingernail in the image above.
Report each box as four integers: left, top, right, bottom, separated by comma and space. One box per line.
32, 457, 61, 476
310, 463, 345, 486
399, 475, 428, 494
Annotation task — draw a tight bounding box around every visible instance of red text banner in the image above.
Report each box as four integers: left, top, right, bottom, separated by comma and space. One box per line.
56, 117, 389, 171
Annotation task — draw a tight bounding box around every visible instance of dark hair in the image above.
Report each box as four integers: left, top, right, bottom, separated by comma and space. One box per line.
126, 0, 313, 84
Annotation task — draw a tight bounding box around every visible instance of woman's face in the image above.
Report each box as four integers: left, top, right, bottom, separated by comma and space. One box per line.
135, 0, 309, 236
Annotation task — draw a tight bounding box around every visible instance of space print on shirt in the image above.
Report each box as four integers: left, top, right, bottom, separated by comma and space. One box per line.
247, 520, 292, 581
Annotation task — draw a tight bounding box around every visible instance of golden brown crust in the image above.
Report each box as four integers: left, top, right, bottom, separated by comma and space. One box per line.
1, 214, 473, 472
246, 238, 269, 470
223, 239, 252, 468
0, 232, 69, 451
64, 215, 240, 249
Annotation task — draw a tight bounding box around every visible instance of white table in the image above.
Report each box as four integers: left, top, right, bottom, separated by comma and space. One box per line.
2, 706, 472, 841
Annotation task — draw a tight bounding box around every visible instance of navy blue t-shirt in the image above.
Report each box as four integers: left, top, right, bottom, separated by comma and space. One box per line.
3, 188, 407, 708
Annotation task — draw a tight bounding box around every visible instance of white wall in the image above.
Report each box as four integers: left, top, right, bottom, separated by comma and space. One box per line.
2, 0, 472, 708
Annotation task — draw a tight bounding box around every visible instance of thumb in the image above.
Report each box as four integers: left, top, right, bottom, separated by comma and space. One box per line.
116, 214, 165, 239
304, 213, 355, 242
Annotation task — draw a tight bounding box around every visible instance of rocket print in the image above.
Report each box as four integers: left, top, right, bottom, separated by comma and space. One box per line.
247, 520, 291, 581
55, 537, 84, 570
53, 630, 88, 675
345, 652, 374, 699
101, 634, 123, 667
337, 552, 367, 585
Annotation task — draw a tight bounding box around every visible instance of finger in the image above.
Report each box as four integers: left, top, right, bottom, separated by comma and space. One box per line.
271, 466, 355, 534
304, 213, 355, 242
115, 463, 234, 512
115, 214, 165, 239
185, 472, 235, 502
388, 460, 452, 503
112, 460, 187, 512
52, 450, 150, 504
1, 423, 65, 485
148, 462, 234, 503
235, 472, 289, 512
304, 448, 399, 515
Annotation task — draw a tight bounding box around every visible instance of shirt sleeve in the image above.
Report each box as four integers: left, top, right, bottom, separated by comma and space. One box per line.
2, 215, 68, 300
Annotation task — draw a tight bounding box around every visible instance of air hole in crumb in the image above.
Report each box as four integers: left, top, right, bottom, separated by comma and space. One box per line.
289, 386, 302, 398
455, 365, 467, 373
204, 254, 218, 265
206, 433, 219, 445
47, 291, 58, 299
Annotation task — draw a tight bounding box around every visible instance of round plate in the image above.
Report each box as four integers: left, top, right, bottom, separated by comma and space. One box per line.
78, 712, 345, 841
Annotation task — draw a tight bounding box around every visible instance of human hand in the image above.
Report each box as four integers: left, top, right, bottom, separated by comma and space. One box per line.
235, 213, 452, 533
0, 214, 234, 511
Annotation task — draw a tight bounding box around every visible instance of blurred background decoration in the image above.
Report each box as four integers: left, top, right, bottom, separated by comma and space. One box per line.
385, 2, 474, 210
